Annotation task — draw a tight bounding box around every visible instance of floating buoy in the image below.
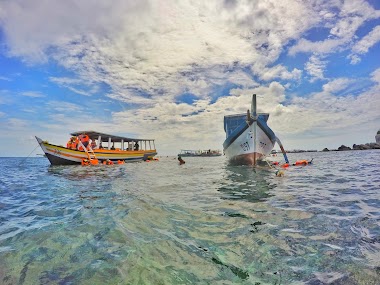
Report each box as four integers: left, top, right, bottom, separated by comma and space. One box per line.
281, 163, 289, 168
272, 161, 279, 165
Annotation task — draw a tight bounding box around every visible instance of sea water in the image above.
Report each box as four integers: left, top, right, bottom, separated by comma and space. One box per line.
0, 150, 379, 285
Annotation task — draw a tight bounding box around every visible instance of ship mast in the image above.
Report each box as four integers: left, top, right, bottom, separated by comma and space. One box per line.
252, 94, 257, 166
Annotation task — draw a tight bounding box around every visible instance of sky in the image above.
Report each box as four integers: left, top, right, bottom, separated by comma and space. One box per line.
0, 0, 380, 156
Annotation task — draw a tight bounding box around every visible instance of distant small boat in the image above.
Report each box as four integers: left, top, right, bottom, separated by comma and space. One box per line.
178, 149, 222, 157
36, 130, 157, 165
223, 94, 288, 165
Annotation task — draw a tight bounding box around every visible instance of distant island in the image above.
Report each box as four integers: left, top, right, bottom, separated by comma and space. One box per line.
279, 130, 380, 153
322, 142, 380, 152
322, 129, 380, 151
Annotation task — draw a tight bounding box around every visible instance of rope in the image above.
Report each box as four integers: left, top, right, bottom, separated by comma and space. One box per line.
18, 144, 40, 166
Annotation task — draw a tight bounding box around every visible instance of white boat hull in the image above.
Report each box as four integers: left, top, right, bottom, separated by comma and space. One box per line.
224, 122, 275, 165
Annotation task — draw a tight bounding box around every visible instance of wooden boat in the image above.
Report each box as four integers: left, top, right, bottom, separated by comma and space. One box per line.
178, 149, 222, 157
223, 94, 288, 166
36, 131, 157, 165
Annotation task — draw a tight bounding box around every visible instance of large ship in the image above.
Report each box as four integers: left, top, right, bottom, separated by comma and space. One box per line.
223, 94, 288, 166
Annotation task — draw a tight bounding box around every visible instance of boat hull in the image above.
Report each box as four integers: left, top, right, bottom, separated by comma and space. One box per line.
36, 137, 157, 165
223, 117, 276, 166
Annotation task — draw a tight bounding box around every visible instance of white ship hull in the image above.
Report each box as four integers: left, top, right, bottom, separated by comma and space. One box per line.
224, 121, 275, 165
223, 94, 279, 166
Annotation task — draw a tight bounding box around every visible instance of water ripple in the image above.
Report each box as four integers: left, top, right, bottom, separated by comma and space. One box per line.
0, 152, 379, 284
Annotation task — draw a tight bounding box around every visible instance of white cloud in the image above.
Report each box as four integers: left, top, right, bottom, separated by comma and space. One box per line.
0, 0, 320, 104
21, 91, 45, 98
49, 77, 99, 96
44, 101, 83, 113
371, 68, 380, 83
6, 118, 28, 128
322, 78, 354, 93
256, 65, 302, 82
0, 0, 379, 155
289, 38, 346, 56
288, 0, 380, 57
269, 81, 380, 150
304, 54, 327, 81
349, 25, 380, 64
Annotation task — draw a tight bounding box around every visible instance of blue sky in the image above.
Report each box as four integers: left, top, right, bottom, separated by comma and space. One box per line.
0, 0, 379, 156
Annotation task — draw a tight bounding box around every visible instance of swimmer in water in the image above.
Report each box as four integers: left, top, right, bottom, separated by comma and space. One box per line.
178, 155, 185, 165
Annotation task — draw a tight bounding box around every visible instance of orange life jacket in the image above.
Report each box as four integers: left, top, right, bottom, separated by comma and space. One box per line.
71, 138, 78, 150
295, 160, 308, 165
82, 135, 89, 143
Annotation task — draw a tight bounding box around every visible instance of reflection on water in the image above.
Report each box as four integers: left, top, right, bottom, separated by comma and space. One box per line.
219, 165, 275, 203
0, 152, 380, 284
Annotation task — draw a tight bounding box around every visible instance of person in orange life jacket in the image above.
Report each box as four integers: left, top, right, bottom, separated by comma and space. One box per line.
73, 137, 79, 149
80, 133, 90, 148
66, 136, 76, 149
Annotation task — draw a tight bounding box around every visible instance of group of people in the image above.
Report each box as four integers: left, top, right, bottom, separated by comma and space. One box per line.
81, 158, 125, 166
66, 134, 96, 151
67, 134, 140, 151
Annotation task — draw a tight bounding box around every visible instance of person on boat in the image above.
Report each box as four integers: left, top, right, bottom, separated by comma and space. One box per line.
78, 133, 90, 150
134, 142, 139, 151
66, 137, 76, 149
71, 137, 78, 150
111, 143, 115, 150
66, 139, 72, 149
99, 143, 103, 149
178, 155, 185, 165
90, 139, 97, 150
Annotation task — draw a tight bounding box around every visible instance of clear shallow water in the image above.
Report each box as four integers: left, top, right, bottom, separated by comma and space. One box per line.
0, 150, 379, 285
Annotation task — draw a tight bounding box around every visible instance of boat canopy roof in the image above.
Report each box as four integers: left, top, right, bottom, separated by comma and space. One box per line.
70, 131, 154, 143
224, 113, 269, 134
